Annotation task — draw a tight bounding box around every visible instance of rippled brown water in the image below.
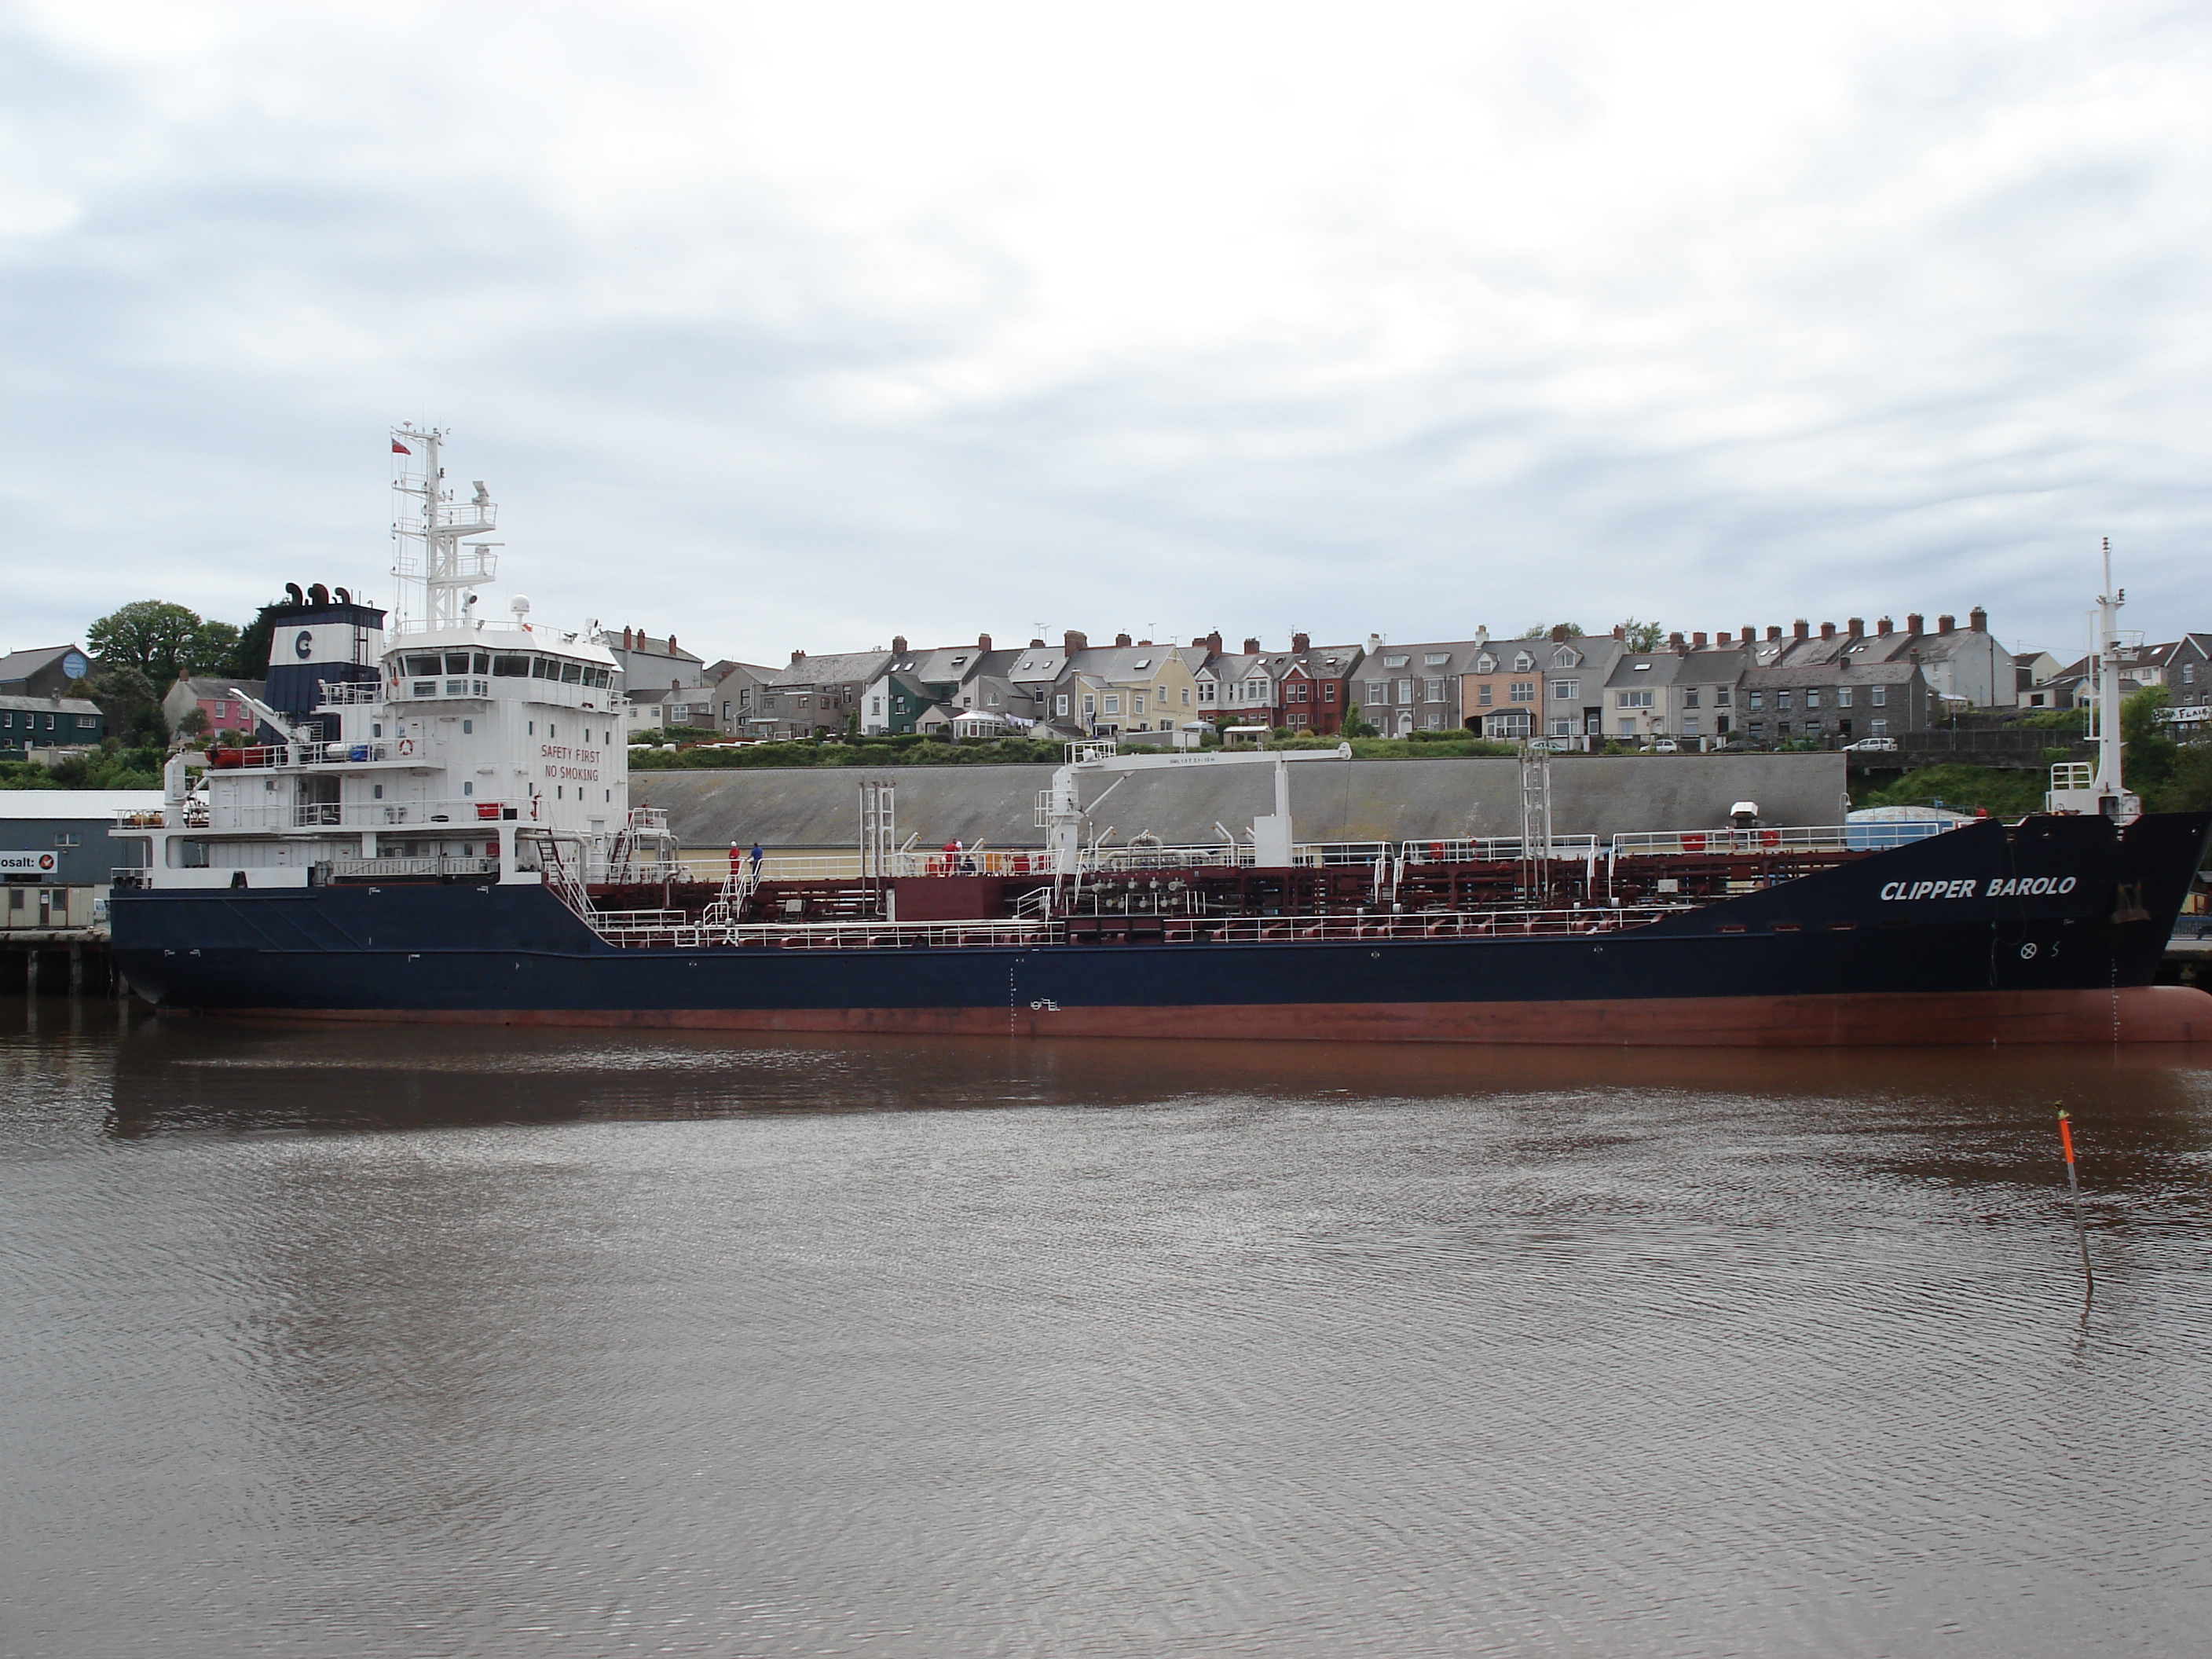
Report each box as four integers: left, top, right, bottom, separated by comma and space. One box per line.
5, 998, 2212, 1657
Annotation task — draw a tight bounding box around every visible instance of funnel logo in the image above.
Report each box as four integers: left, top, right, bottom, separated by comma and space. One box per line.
295, 629, 314, 659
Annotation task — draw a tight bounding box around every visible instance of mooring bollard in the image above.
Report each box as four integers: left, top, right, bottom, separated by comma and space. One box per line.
2057, 1107, 2093, 1307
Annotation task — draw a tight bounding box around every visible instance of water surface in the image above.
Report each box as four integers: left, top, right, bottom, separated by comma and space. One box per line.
5, 998, 2210, 1657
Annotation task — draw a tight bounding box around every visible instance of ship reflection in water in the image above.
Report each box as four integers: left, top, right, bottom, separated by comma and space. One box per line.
7, 1001, 2212, 1657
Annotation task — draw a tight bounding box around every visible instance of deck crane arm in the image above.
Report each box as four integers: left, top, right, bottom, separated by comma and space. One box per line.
1040, 740, 1353, 874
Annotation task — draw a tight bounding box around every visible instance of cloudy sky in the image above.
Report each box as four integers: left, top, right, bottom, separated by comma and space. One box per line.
3, 1, 2206, 667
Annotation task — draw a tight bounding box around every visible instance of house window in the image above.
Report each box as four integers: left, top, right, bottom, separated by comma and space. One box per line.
1491, 711, 1529, 737
1617, 720, 1636, 736
1364, 680, 1386, 705
1615, 690, 1653, 709
1320, 683, 1334, 702
1423, 678, 1446, 701
1550, 719, 1573, 737
1870, 686, 1886, 707
1805, 690, 1820, 709
1514, 653, 1534, 671
1870, 719, 1888, 735
1056, 694, 1070, 716
1131, 694, 1144, 714
1777, 690, 1793, 710
1683, 716, 1700, 736
1683, 689, 1699, 709
1197, 683, 1214, 704
1475, 656, 1496, 674
1748, 690, 1764, 710
1424, 711, 1441, 729
1395, 680, 1413, 704
1383, 654, 1408, 668
1424, 653, 1449, 667
1715, 687, 1731, 707
1552, 680, 1579, 701
1477, 683, 1492, 705
1510, 681, 1535, 703
1084, 695, 1097, 716
1286, 683, 1307, 703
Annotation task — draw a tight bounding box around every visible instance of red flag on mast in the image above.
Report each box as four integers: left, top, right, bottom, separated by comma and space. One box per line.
391, 439, 412, 454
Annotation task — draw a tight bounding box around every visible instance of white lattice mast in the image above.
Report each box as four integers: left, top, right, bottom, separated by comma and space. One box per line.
390, 425, 500, 635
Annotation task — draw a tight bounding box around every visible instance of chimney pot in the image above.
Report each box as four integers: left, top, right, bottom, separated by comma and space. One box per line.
1716, 631, 1732, 646
1551, 624, 1569, 643
1878, 616, 1893, 635
790, 649, 804, 664
1968, 606, 1987, 632
892, 634, 907, 654
1028, 637, 1045, 648
1906, 613, 1924, 637
1612, 625, 1625, 641
1767, 626, 1782, 643
1937, 613, 1955, 635
1668, 632, 1686, 652
1819, 621, 1836, 640
1291, 632, 1310, 653
1115, 632, 1133, 648
978, 632, 991, 651
1692, 632, 1708, 648
621, 626, 632, 649
1848, 617, 1863, 639
1793, 620, 1810, 641
667, 634, 676, 652
1206, 631, 1222, 654
1243, 637, 1262, 655
1064, 630, 1087, 653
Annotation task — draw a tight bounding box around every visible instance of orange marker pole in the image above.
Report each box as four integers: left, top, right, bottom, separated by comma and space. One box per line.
2057, 1108, 2093, 1306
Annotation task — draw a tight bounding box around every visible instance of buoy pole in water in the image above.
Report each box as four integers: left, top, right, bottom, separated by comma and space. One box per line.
2057, 1108, 2093, 1306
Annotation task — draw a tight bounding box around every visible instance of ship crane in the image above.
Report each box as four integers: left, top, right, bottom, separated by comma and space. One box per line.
1038, 740, 1353, 876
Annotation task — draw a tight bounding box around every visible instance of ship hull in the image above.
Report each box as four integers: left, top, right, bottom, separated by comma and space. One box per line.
110, 811, 2212, 1048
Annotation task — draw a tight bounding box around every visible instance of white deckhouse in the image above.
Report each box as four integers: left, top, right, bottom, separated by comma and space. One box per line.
115, 428, 650, 891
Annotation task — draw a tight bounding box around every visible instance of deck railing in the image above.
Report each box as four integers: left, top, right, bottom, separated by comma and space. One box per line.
584, 904, 1686, 951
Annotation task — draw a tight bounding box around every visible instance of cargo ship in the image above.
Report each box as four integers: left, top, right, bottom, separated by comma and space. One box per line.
108, 433, 2212, 1046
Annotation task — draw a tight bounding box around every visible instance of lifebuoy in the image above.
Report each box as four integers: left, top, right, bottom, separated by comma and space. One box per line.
397, 738, 415, 756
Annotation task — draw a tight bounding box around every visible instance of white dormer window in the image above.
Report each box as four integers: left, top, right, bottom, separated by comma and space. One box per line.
1475, 655, 1496, 673
1383, 654, 1408, 668
1554, 648, 1580, 668
1514, 653, 1534, 671
1423, 653, 1448, 666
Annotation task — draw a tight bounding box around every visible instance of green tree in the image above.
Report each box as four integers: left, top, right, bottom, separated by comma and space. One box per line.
82, 662, 167, 748
1519, 621, 1584, 640
2121, 684, 2177, 802
224, 601, 287, 680
1341, 701, 1380, 738
1616, 617, 1664, 652
186, 618, 242, 676
86, 601, 210, 687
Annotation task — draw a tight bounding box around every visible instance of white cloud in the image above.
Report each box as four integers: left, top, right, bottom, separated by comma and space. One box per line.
1, 0, 2205, 663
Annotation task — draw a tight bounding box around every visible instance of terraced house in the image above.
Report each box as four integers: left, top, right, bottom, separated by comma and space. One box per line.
1357, 635, 1485, 734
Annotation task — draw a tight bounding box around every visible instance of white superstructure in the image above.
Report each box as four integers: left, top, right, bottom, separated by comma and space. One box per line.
115, 428, 646, 889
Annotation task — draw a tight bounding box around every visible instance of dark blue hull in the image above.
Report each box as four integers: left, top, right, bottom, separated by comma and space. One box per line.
108, 814, 2212, 1046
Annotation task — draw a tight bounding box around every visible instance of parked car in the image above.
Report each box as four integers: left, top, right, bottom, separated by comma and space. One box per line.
1527, 737, 1577, 753
1649, 739, 1679, 754
1844, 736, 1899, 753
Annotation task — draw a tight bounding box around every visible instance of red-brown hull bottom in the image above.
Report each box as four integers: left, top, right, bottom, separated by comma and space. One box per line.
206, 985, 2212, 1046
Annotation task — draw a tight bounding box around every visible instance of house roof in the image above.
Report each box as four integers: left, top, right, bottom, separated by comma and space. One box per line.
769, 650, 895, 690
170, 678, 266, 701
607, 632, 704, 665
0, 645, 89, 684
1741, 659, 1926, 688
0, 694, 103, 716
1066, 645, 1186, 681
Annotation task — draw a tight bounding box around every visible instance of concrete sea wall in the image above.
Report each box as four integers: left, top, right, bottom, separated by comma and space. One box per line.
633, 753, 1849, 857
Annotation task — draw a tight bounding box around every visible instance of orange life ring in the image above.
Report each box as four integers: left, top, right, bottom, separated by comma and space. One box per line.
397, 738, 415, 756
